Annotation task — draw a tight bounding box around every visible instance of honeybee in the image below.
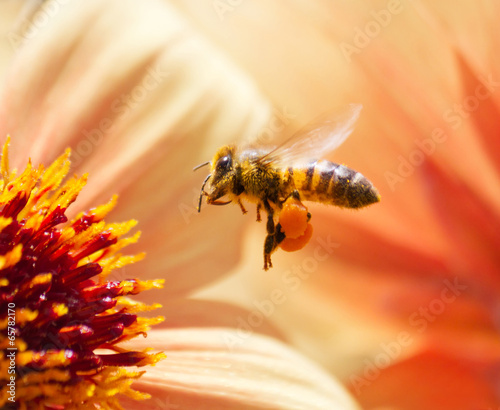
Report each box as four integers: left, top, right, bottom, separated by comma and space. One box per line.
194, 104, 380, 270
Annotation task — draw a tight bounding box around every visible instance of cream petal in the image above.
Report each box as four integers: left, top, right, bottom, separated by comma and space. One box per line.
119, 328, 360, 410
0, 2, 26, 75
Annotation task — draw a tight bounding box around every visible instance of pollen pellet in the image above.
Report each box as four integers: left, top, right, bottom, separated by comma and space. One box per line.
279, 197, 309, 239
280, 223, 313, 252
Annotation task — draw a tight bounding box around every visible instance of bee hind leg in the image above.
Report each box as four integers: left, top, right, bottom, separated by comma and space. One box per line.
262, 200, 285, 270
264, 236, 273, 270
263, 223, 286, 270
291, 189, 301, 200
281, 189, 301, 205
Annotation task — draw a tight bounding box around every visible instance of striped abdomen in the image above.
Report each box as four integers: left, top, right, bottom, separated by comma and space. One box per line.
288, 160, 380, 208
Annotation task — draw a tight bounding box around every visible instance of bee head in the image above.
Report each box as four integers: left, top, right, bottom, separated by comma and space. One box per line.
211, 145, 234, 183
194, 145, 236, 212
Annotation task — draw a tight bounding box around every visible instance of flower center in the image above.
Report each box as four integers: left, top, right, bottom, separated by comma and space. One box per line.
0, 137, 165, 408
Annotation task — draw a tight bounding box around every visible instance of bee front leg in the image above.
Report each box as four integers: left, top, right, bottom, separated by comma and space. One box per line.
256, 203, 262, 222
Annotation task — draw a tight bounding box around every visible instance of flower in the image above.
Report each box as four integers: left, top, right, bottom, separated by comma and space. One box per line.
0, 138, 165, 407
171, 1, 500, 408
0, 0, 361, 408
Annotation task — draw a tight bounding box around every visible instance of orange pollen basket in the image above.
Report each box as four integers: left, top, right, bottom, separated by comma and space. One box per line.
279, 196, 313, 252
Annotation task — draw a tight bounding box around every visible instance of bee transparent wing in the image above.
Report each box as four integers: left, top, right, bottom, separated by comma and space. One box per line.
258, 103, 362, 166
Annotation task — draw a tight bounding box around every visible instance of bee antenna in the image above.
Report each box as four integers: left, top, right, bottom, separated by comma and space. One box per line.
193, 161, 211, 172
197, 174, 211, 213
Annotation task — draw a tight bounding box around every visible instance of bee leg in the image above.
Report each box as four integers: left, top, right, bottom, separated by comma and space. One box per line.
264, 236, 274, 270
291, 189, 301, 200
265, 205, 275, 235
237, 199, 248, 215
280, 189, 302, 207
256, 203, 262, 222
262, 200, 285, 270
274, 222, 286, 246
263, 223, 286, 271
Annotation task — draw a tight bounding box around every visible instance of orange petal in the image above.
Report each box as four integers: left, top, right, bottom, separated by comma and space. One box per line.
350, 346, 499, 410
420, 158, 500, 293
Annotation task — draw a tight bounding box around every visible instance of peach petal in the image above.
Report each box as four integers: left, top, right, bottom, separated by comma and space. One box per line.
120, 328, 360, 410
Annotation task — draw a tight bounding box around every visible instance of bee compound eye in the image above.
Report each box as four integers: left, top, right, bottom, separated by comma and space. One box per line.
216, 155, 231, 171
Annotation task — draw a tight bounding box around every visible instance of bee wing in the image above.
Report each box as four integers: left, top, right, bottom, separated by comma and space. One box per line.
258, 103, 362, 166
